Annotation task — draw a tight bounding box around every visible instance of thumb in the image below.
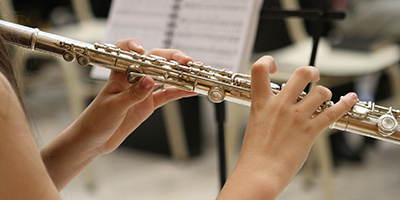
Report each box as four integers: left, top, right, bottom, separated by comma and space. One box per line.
116, 75, 154, 111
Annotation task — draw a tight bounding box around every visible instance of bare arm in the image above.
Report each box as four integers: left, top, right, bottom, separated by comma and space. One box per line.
0, 73, 61, 199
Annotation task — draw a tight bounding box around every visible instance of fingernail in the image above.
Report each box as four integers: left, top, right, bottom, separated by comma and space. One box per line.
141, 76, 152, 89
346, 92, 358, 100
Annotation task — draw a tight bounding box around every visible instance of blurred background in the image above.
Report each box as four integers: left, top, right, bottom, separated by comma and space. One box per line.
2, 0, 400, 199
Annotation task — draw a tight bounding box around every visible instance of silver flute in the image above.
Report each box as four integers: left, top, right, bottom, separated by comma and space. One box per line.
1, 19, 400, 145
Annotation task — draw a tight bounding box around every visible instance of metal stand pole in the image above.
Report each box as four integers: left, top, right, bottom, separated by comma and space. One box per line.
215, 102, 226, 188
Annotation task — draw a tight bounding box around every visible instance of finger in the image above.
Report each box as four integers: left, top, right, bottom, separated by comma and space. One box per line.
100, 70, 132, 94
297, 85, 332, 116
314, 92, 358, 129
108, 70, 130, 85
146, 48, 193, 65
112, 75, 155, 113
280, 66, 320, 104
152, 87, 198, 109
102, 94, 155, 153
115, 38, 145, 54
251, 56, 277, 104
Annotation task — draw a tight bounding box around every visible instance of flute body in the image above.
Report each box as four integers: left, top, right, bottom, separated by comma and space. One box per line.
1, 19, 400, 145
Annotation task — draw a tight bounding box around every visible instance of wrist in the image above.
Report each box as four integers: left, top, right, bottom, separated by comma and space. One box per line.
219, 165, 280, 200
57, 123, 103, 160
40, 127, 101, 171
231, 153, 296, 197
40, 125, 101, 191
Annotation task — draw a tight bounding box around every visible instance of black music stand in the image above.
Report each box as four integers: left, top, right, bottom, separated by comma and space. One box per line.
216, 0, 346, 188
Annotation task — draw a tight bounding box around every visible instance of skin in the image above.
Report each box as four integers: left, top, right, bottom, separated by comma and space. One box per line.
0, 38, 196, 199
0, 38, 357, 199
40, 39, 198, 191
0, 69, 60, 199
216, 56, 357, 199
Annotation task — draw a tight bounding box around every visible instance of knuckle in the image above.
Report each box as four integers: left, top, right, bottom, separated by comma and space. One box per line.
171, 50, 187, 61
128, 87, 143, 101
252, 55, 275, 73
273, 102, 289, 115
292, 109, 305, 124
262, 55, 276, 65
251, 62, 263, 73
115, 39, 130, 47
326, 109, 338, 121
295, 67, 313, 80
115, 39, 123, 45
163, 90, 175, 102
147, 48, 162, 55
341, 97, 355, 109
250, 100, 264, 112
314, 86, 332, 99
172, 49, 183, 55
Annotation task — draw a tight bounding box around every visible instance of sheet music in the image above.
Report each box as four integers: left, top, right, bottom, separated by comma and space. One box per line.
90, 0, 262, 79
104, 0, 174, 49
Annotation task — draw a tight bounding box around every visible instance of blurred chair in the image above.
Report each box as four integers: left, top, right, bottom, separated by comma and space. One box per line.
226, 0, 400, 199
48, 0, 108, 119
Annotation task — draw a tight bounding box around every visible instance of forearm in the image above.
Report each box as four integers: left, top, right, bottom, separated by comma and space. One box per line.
217, 169, 278, 200
217, 155, 292, 200
40, 123, 100, 191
